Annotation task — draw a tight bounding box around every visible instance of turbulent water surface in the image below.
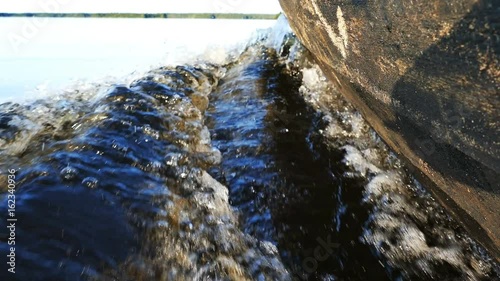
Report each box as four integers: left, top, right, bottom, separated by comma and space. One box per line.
0, 17, 499, 281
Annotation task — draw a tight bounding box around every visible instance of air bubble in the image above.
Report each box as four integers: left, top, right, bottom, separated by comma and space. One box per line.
82, 177, 99, 189
60, 166, 78, 181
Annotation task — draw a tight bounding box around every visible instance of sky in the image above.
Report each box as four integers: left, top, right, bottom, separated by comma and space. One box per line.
0, 0, 282, 14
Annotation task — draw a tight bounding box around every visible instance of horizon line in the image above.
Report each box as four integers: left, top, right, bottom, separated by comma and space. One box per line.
0, 12, 281, 20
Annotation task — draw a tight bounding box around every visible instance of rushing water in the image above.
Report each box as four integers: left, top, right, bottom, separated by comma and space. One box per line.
0, 17, 499, 281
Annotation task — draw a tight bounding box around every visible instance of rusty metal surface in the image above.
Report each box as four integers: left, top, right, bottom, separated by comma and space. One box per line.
279, 0, 499, 260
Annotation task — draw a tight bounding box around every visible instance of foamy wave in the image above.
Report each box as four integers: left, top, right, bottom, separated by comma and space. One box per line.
295, 58, 499, 280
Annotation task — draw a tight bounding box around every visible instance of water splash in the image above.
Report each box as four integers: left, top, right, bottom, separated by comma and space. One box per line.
0, 16, 498, 281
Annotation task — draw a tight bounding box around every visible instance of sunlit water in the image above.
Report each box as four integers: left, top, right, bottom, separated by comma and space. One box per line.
0, 16, 498, 281
0, 17, 275, 100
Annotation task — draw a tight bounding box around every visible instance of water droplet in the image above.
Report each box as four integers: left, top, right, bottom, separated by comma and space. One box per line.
60, 166, 78, 181
82, 177, 98, 189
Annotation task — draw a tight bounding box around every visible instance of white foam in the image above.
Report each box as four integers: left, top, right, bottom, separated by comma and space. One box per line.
292, 51, 498, 279
364, 172, 400, 197
342, 145, 382, 177
298, 65, 331, 113
349, 113, 366, 138
265, 14, 293, 51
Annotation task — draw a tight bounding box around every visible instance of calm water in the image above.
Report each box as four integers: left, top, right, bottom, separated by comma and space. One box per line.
0, 18, 275, 100
0, 17, 498, 281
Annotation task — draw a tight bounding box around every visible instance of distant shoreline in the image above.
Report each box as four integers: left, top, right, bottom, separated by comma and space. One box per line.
0, 13, 280, 20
